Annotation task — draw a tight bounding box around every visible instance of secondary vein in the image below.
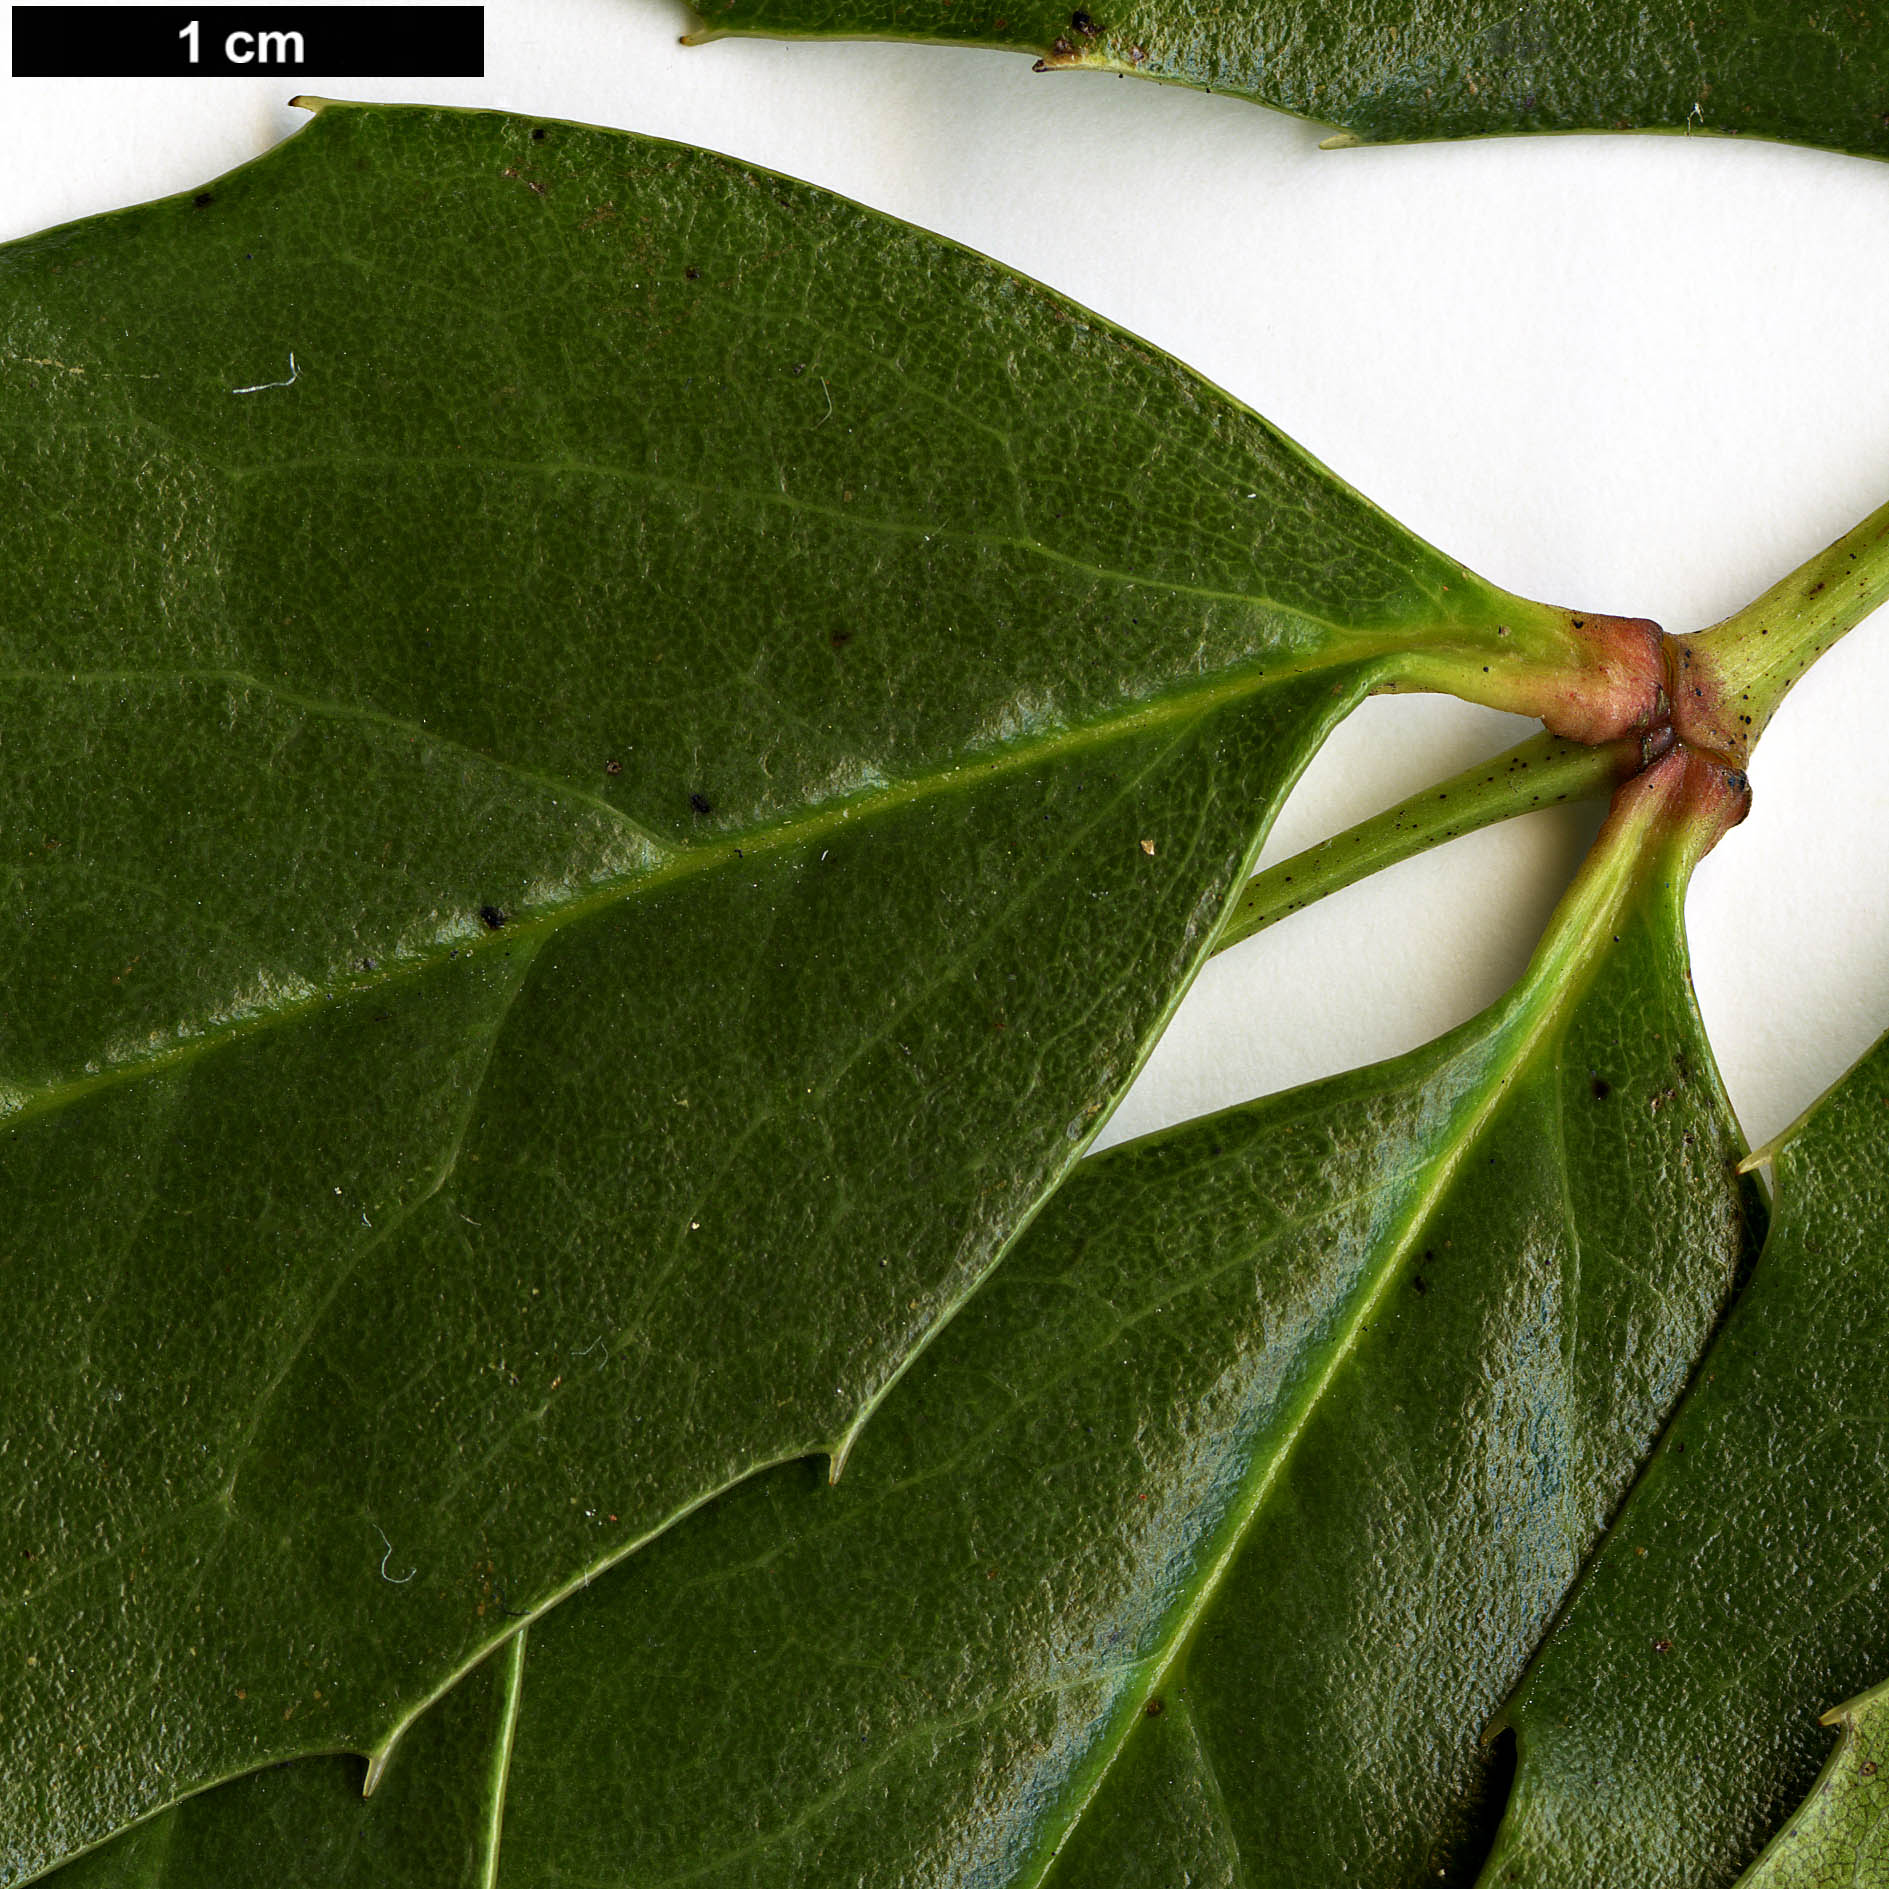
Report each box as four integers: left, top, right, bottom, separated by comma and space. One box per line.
0, 652, 1359, 1143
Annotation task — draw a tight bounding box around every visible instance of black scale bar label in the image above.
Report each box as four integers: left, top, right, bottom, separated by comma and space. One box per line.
10, 5, 484, 76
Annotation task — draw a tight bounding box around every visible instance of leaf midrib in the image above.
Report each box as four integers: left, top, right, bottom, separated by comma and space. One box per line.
437, 851, 1635, 1889
480, 1632, 527, 1889
0, 665, 665, 844
0, 647, 1372, 1139
1023, 820, 1656, 1888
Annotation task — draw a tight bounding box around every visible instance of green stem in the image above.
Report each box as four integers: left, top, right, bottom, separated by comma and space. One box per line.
1215, 493, 1889, 956
1672, 497, 1889, 765
1213, 729, 1651, 956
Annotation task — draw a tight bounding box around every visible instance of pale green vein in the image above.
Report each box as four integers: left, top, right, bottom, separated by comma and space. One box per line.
0, 666, 669, 852
221, 452, 1390, 639
1548, 1058, 1587, 1552
1019, 793, 1664, 1889
480, 1632, 527, 1889
350, 654, 1368, 1792
1176, 1693, 1250, 1889
0, 648, 1370, 1143
220, 939, 542, 1515
617, 1666, 1141, 1889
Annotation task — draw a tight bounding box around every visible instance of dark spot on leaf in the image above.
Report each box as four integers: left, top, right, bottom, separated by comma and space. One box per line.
685, 266, 701, 280
1411, 1274, 1427, 1295
530, 127, 548, 141
830, 630, 852, 648
1070, 9, 1098, 33
1053, 34, 1073, 52
194, 193, 215, 208
1591, 1077, 1612, 1100
1654, 1638, 1674, 1653
479, 905, 506, 931
605, 759, 623, 776
689, 792, 713, 816
1144, 1696, 1165, 1717
1864, 1760, 1879, 1777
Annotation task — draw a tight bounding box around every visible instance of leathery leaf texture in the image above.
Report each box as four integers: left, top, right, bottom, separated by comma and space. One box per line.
0, 99, 1623, 1879
685, 0, 1889, 161
1480, 1027, 1889, 1889
49, 750, 1757, 1885
1739, 1680, 1889, 1888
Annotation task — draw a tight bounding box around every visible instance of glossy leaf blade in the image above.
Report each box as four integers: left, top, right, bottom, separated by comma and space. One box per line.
686, 0, 1889, 161
56, 753, 1757, 1886
1481, 1028, 1889, 1888
0, 99, 1612, 1879
49, 1641, 522, 1889
505, 759, 1752, 1889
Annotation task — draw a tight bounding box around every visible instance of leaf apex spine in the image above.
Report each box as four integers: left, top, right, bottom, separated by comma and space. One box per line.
362, 1736, 400, 1798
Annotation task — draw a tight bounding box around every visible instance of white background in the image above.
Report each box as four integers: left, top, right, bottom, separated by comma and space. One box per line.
4, 0, 1888, 1156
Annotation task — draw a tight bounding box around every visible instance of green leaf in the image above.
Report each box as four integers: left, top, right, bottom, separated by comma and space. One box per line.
683, 0, 1889, 162
1218, 490, 1889, 954
1478, 1026, 1889, 1888
1737, 1680, 1889, 1889
47, 1642, 522, 1889
1213, 727, 1641, 951
50, 743, 1758, 1887
0, 99, 1651, 1879
1730, 1684, 1889, 1889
